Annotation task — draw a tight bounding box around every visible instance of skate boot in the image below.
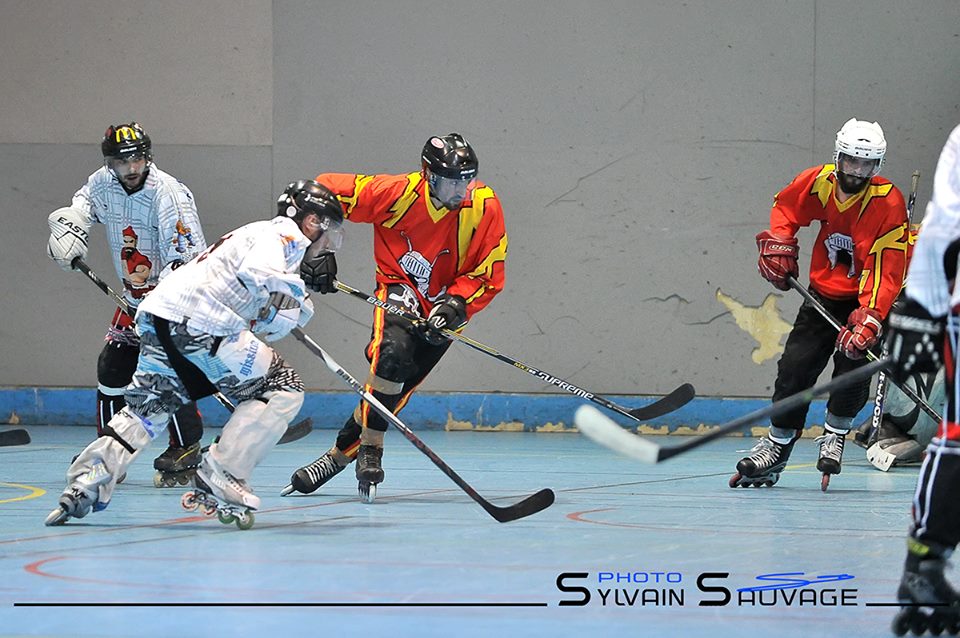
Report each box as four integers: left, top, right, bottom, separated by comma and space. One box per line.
280, 449, 349, 496
182, 454, 258, 530
729, 435, 797, 488
153, 442, 202, 488
44, 461, 112, 526
892, 544, 960, 636
815, 428, 847, 492
356, 444, 384, 504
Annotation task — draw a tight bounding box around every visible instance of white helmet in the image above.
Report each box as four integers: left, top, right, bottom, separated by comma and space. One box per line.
833, 118, 885, 193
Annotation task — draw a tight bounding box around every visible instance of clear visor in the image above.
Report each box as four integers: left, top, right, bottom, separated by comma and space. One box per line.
303, 214, 344, 252
428, 172, 475, 208
836, 153, 880, 179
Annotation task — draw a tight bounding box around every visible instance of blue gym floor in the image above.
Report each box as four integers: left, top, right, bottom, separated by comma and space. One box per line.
0, 424, 925, 637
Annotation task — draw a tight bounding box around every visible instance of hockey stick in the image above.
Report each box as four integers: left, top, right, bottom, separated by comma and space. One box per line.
290, 327, 555, 523
786, 275, 941, 423
69, 257, 313, 445
862, 170, 922, 460
0, 428, 30, 447
575, 357, 888, 463
333, 280, 695, 421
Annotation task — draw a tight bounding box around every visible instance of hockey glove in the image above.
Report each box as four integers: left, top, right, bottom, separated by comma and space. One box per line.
47, 207, 91, 271
885, 297, 945, 383
252, 292, 301, 342
418, 295, 467, 345
300, 246, 337, 294
755, 230, 799, 291
836, 306, 883, 360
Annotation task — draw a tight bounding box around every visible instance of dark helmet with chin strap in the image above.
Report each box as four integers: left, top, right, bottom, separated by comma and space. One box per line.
421, 133, 478, 208
276, 179, 345, 250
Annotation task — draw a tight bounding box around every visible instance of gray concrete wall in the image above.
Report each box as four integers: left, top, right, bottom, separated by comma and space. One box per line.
2, 0, 958, 397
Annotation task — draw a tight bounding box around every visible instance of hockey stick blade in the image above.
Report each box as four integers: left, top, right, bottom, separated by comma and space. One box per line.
483, 488, 555, 523
0, 428, 30, 447
626, 383, 696, 420
291, 328, 554, 522
277, 418, 313, 445
334, 280, 695, 423
576, 358, 888, 464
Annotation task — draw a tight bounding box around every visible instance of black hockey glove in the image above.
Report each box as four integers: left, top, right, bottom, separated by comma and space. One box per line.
885, 297, 945, 383
300, 249, 337, 294
419, 295, 467, 345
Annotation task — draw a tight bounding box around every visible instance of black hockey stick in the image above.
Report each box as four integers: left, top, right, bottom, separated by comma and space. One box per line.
0, 428, 30, 447
70, 257, 313, 445
786, 275, 941, 423
576, 358, 888, 463
862, 170, 922, 456
291, 327, 555, 522
333, 280, 695, 421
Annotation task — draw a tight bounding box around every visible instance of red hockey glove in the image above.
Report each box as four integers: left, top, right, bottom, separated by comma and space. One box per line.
755, 230, 799, 291
836, 306, 883, 359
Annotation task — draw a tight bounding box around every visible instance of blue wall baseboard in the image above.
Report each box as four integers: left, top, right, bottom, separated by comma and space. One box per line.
0, 388, 868, 437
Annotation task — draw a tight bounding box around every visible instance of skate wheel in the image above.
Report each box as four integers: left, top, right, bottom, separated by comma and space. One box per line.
728, 473, 742, 488
821, 474, 830, 492
177, 473, 193, 486
44, 506, 68, 527
201, 502, 217, 517
180, 491, 200, 511
217, 510, 236, 525
235, 511, 254, 530
911, 612, 930, 636
928, 615, 945, 636
359, 481, 376, 504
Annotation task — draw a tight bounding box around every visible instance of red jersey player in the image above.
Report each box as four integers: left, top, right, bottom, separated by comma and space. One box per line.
731, 118, 908, 490
283, 133, 507, 502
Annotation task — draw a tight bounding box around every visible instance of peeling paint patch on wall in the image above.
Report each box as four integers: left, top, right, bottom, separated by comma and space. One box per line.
716, 290, 792, 364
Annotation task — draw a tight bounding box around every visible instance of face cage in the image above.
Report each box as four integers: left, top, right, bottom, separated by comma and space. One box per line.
834, 151, 882, 179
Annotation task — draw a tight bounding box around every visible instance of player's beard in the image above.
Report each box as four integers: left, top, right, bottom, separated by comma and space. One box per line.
122, 248, 134, 259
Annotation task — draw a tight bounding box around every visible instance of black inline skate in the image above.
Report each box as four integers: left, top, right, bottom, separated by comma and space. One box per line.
892, 546, 960, 636
153, 442, 202, 488
356, 444, 384, 504
729, 435, 798, 488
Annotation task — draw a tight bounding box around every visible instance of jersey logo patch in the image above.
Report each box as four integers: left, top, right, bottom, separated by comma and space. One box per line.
824, 232, 856, 278
397, 231, 449, 302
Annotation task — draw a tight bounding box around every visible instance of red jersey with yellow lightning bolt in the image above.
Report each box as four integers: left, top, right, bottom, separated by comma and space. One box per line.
769, 164, 908, 319
316, 171, 507, 318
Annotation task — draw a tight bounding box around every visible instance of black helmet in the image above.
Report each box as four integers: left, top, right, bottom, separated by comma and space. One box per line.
277, 179, 343, 224
277, 179, 345, 250
101, 122, 152, 162
421, 133, 478, 180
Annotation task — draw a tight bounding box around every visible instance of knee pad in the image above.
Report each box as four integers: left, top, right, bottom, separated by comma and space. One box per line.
97, 342, 138, 388
372, 328, 418, 383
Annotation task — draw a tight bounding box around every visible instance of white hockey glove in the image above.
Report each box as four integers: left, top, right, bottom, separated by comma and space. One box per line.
252, 292, 302, 342
47, 207, 91, 271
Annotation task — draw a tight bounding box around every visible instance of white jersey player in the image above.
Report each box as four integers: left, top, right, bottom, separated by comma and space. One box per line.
885, 123, 960, 633
45, 179, 343, 528
46, 122, 209, 486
